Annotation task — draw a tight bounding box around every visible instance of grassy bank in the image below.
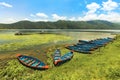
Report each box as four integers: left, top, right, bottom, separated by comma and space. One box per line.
0, 35, 120, 80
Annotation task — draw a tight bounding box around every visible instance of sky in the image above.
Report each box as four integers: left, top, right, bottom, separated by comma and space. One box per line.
0, 0, 120, 23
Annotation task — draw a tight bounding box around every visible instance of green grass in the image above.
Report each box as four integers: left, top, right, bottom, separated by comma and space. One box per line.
0, 34, 120, 80
0, 33, 71, 52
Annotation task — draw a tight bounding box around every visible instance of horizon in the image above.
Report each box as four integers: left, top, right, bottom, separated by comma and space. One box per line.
0, 19, 116, 24
0, 0, 120, 23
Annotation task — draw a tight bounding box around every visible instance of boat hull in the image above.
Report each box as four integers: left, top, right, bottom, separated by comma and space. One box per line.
16, 54, 49, 70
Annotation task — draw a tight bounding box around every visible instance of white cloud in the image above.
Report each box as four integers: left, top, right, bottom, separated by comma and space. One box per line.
77, 0, 120, 22
78, 11, 120, 22
102, 0, 119, 11
52, 14, 67, 20
22, 18, 29, 21
0, 2, 12, 8
0, 17, 33, 23
98, 12, 120, 22
86, 2, 100, 14
79, 2, 100, 21
69, 17, 76, 21
29, 13, 49, 22
33, 19, 48, 22
36, 13, 48, 18
0, 18, 17, 23
78, 13, 98, 21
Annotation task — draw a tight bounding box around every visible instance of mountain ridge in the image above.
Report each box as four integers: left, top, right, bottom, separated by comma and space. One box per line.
0, 20, 120, 29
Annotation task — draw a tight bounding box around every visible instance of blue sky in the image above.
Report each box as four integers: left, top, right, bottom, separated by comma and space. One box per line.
0, 0, 120, 23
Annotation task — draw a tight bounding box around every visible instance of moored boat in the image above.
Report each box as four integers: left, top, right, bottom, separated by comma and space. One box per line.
53, 49, 61, 65
16, 54, 49, 70
66, 37, 114, 53
53, 50, 74, 66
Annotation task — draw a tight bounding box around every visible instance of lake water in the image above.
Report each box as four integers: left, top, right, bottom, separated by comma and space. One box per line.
0, 29, 120, 33
0, 29, 118, 43
0, 29, 119, 39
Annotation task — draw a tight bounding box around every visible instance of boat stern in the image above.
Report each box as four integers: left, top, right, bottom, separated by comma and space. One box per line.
16, 54, 22, 57
42, 65, 49, 69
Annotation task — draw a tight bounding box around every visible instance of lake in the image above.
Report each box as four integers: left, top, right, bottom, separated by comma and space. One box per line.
0, 29, 118, 40
1, 29, 120, 33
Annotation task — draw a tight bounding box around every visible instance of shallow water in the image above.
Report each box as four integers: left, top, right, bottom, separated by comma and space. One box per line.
60, 32, 115, 40
0, 29, 117, 44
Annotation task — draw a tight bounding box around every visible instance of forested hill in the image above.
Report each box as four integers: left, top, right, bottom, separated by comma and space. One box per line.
0, 20, 120, 29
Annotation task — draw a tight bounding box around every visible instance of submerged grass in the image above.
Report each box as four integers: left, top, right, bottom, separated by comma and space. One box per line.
0, 33, 71, 52
0, 34, 120, 80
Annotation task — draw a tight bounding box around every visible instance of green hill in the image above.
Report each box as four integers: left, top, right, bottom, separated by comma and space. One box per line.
0, 20, 120, 29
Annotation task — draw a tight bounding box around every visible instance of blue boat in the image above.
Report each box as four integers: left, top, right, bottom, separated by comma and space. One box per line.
16, 54, 49, 70
66, 37, 114, 53
53, 49, 74, 66
66, 45, 92, 53
53, 49, 61, 65
78, 38, 113, 46
60, 51, 73, 61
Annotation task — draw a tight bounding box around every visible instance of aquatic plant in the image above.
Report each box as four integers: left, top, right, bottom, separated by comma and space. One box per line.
0, 33, 71, 52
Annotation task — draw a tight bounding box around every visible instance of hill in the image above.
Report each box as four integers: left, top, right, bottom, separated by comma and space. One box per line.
0, 20, 120, 29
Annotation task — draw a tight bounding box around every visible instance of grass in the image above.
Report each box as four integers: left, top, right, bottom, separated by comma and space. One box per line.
0, 34, 120, 80
0, 33, 71, 52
